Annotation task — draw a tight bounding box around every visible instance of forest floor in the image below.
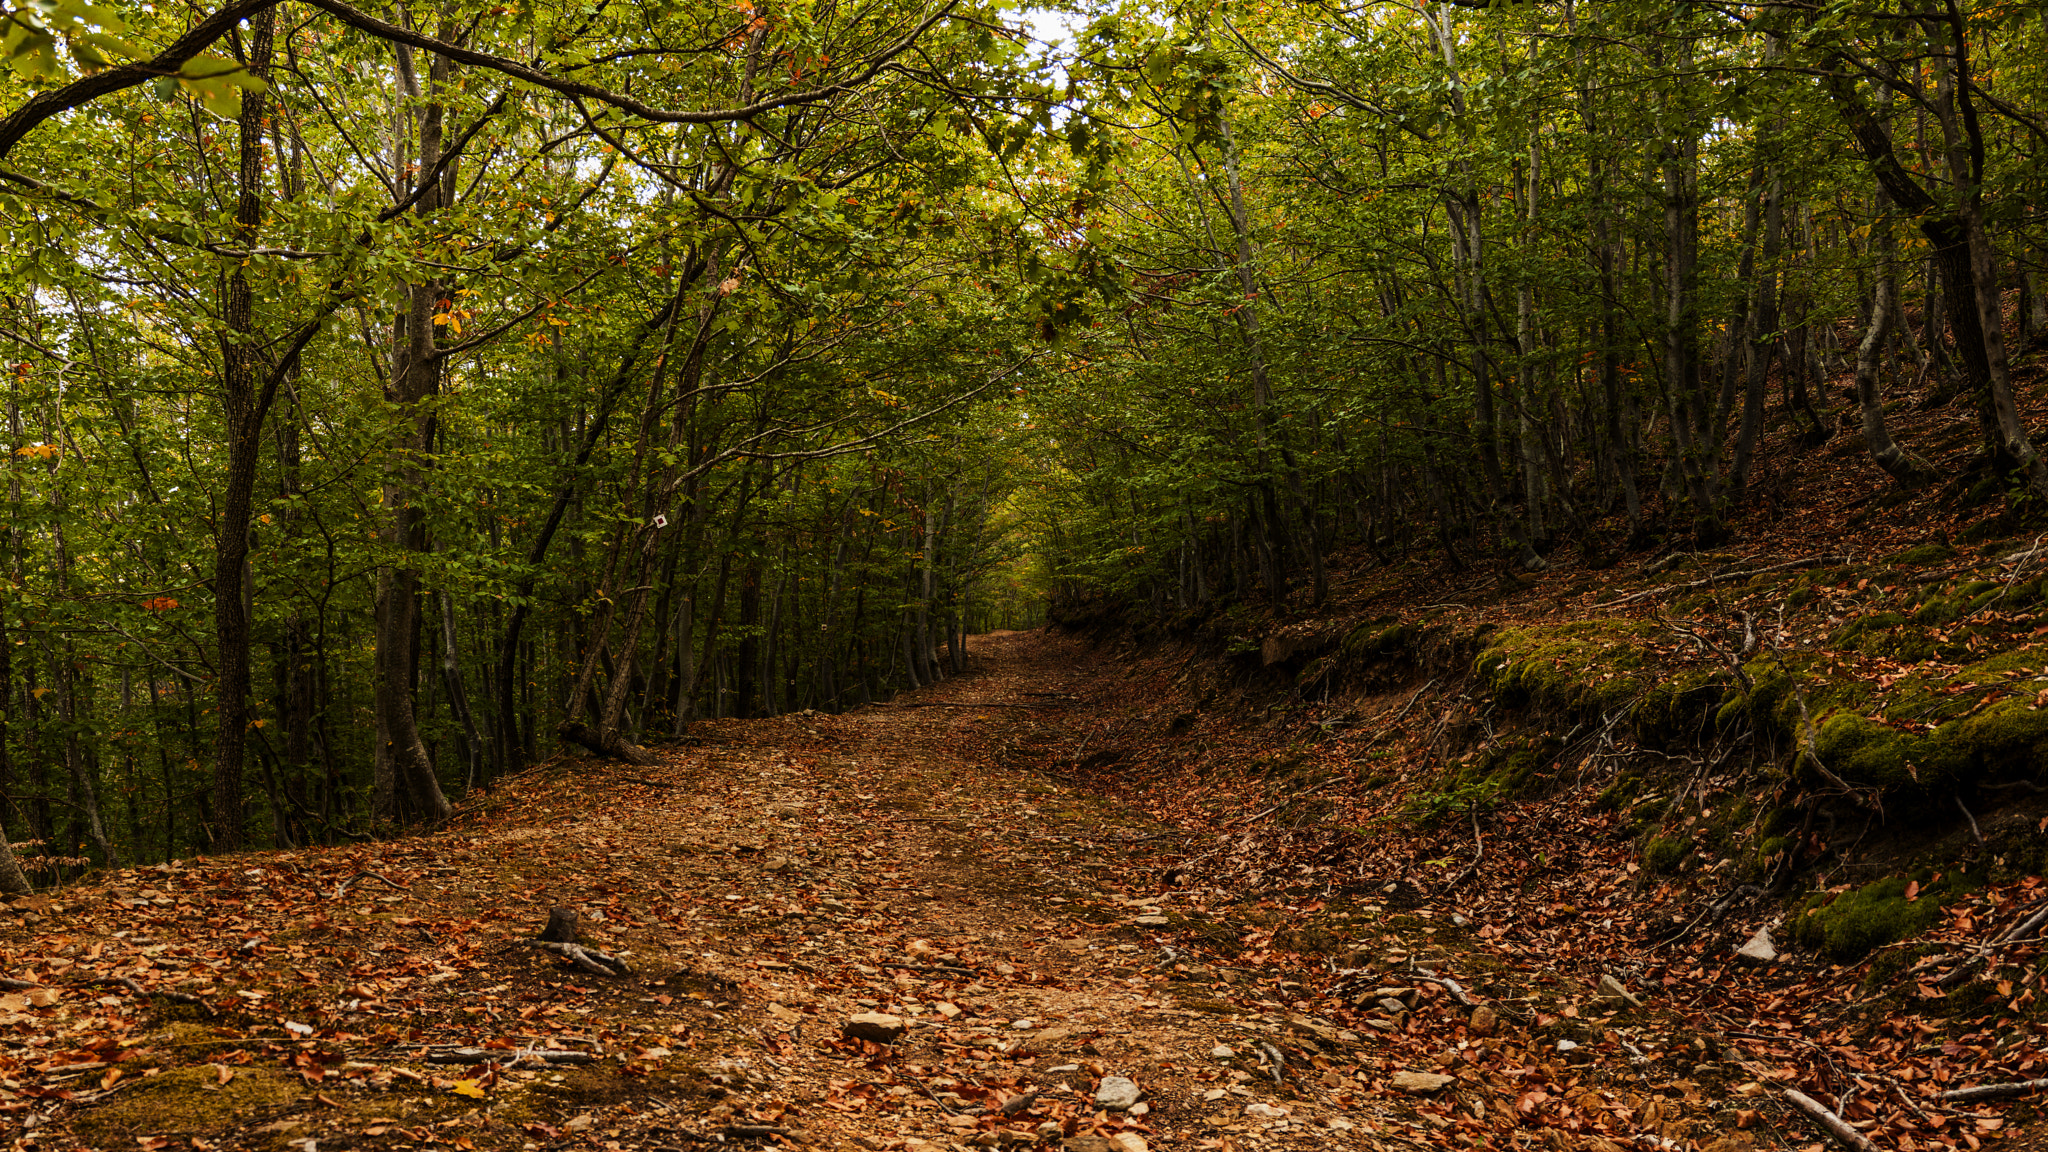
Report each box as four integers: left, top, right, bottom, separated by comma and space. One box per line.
18, 410, 2048, 1152
4, 628, 1522, 1152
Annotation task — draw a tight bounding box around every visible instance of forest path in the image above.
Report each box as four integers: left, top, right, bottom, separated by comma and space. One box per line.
8, 630, 1377, 1152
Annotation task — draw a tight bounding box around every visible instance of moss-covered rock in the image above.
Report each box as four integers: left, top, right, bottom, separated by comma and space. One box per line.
1643, 835, 1690, 874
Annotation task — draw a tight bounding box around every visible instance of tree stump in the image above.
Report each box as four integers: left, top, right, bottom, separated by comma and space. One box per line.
540, 907, 580, 944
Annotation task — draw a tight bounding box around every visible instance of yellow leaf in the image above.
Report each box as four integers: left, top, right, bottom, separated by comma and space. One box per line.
449, 1079, 486, 1098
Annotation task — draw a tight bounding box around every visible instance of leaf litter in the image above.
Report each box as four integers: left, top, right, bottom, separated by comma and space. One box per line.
7, 614, 2048, 1152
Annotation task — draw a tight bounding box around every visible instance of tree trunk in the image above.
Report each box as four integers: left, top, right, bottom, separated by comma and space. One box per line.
1856, 216, 1940, 487
373, 30, 452, 825
208, 7, 275, 852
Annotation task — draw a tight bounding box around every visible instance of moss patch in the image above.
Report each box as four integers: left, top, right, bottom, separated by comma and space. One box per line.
1473, 620, 1659, 718
74, 1065, 301, 1142
1887, 542, 1957, 566
1786, 876, 1954, 963
1643, 835, 1690, 874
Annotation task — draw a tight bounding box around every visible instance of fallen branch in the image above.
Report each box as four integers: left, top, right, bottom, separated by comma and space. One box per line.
557, 720, 657, 766
1934, 896, 2048, 988
1783, 1088, 1880, 1152
1939, 1078, 2048, 1103
1411, 966, 1478, 1008
1592, 555, 1846, 609
530, 940, 632, 976
424, 1047, 597, 1066
83, 975, 217, 1015
336, 870, 406, 899
878, 961, 977, 977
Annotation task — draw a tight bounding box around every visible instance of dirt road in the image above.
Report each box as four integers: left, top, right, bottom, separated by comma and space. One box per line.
13, 630, 1378, 1152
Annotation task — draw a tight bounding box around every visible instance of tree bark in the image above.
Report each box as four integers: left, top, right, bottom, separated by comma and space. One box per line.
208, 7, 275, 852
373, 28, 452, 825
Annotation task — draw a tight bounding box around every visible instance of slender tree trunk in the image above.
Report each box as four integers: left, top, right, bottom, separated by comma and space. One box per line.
209, 8, 275, 851
373, 29, 452, 823
1856, 212, 1939, 486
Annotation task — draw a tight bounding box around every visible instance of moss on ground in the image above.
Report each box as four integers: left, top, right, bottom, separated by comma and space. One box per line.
1473, 620, 1660, 718
1887, 542, 1957, 566
1643, 835, 1690, 874
1788, 874, 1975, 963
1716, 646, 2048, 811
1452, 732, 1566, 798
74, 1066, 301, 1142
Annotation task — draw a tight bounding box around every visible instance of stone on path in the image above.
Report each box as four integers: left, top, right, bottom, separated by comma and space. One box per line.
1093, 1074, 1141, 1111
842, 1012, 906, 1044
1468, 1004, 1498, 1036
1390, 1070, 1455, 1095
1109, 1135, 1148, 1152
1597, 973, 1643, 1008
1736, 926, 1778, 963
1245, 1102, 1291, 1118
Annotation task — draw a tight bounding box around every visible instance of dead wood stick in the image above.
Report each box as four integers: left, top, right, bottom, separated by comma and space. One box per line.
891, 701, 1055, 709
1451, 808, 1484, 887
908, 1072, 961, 1114
0, 976, 35, 989
1350, 678, 1439, 753
1411, 966, 1478, 1008
1782, 1088, 1880, 1152
2001, 901, 2048, 945
82, 975, 216, 1015
336, 871, 406, 899
1934, 898, 2048, 988
530, 940, 631, 976
424, 1047, 597, 1066
1592, 556, 1847, 609
1956, 796, 1984, 844
1940, 1078, 2048, 1103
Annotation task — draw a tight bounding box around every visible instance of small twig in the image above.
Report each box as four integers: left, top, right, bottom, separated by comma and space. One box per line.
1450, 808, 1484, 887
878, 962, 977, 977
1956, 796, 1984, 844
1592, 555, 1846, 609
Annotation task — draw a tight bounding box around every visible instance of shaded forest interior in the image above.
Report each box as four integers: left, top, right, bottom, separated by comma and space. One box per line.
0, 0, 2044, 886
